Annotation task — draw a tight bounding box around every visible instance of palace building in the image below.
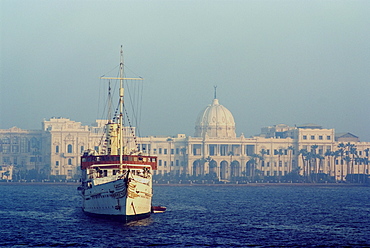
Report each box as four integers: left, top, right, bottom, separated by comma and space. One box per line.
1, 98, 369, 182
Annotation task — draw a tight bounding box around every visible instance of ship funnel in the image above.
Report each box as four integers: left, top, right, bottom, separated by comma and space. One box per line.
106, 123, 119, 155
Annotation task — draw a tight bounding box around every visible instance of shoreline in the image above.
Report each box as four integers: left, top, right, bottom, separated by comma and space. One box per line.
154, 183, 369, 187
0, 181, 367, 187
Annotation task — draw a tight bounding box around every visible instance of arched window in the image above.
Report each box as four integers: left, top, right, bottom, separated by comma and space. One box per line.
67, 144, 73, 153
68, 158, 72, 165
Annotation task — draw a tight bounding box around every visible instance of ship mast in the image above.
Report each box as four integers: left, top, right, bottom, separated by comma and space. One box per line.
101, 46, 143, 171
119, 46, 124, 166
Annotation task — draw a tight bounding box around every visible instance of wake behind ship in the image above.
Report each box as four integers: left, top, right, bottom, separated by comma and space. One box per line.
78, 47, 157, 222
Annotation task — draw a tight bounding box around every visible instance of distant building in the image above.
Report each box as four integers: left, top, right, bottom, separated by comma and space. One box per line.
0, 164, 13, 181
1, 99, 369, 182
0, 126, 46, 180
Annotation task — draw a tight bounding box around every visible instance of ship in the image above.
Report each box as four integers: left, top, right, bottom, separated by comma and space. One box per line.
78, 46, 157, 222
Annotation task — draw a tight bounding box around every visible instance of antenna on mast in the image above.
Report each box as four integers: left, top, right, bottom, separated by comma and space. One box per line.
214, 85, 217, 99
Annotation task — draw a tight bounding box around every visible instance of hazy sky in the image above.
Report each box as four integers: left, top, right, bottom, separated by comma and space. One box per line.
1, 0, 370, 141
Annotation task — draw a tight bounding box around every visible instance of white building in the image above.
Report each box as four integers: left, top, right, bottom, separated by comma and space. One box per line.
1, 98, 369, 182
139, 97, 370, 183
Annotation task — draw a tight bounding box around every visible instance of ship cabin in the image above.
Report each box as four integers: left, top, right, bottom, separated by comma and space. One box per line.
81, 154, 157, 170
80, 153, 157, 181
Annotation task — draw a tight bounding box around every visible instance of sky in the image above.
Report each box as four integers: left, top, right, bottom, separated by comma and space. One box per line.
1, 0, 370, 141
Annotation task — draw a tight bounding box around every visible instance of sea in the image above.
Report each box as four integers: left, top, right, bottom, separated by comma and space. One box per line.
0, 184, 369, 248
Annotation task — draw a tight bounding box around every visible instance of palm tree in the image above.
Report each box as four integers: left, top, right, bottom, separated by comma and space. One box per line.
276, 149, 284, 181
259, 149, 267, 178
354, 156, 364, 183
228, 151, 234, 180
305, 152, 315, 182
332, 150, 341, 182
324, 150, 332, 177
204, 156, 212, 176
287, 146, 294, 174
337, 143, 346, 182
364, 148, 370, 182
298, 149, 308, 181
310, 145, 319, 182
180, 147, 187, 176
247, 156, 257, 181
316, 154, 324, 182
345, 143, 355, 176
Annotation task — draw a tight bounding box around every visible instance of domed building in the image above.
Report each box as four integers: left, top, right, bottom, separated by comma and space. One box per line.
194, 98, 236, 138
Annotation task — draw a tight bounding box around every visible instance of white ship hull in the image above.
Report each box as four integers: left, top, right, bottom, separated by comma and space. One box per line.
81, 173, 152, 222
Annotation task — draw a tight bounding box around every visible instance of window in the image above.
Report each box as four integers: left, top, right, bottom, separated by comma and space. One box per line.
56, 145, 59, 153
171, 149, 174, 155
12, 137, 19, 144
209, 144, 217, 156
56, 161, 59, 166
319, 136, 323, 140
2, 145, 10, 154
12, 145, 19, 153
232, 145, 241, 155
220, 145, 228, 156
159, 148, 162, 154
303, 135, 307, 140
311, 135, 315, 140
164, 149, 167, 154
80, 146, 84, 153
67, 144, 73, 153
327, 136, 331, 140
68, 158, 72, 165
193, 144, 201, 155
2, 137, 10, 144
245, 145, 255, 156
159, 160, 162, 166
20, 138, 27, 153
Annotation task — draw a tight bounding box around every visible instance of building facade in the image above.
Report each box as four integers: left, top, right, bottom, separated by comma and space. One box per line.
139, 98, 370, 183
1, 99, 369, 182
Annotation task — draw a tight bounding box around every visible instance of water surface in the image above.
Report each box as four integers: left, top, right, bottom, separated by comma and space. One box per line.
0, 184, 369, 247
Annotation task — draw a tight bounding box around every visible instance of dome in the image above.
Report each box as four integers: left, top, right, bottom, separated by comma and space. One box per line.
194, 98, 236, 138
